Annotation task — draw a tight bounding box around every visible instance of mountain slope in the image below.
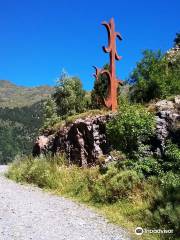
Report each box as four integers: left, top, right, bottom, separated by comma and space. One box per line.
0, 80, 53, 108
0, 80, 53, 163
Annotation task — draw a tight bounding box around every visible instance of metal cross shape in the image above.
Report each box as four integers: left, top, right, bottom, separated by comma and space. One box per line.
94, 18, 123, 111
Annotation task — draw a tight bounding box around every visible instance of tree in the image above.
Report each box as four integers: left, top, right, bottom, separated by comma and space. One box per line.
129, 49, 180, 103
42, 97, 60, 129
0, 102, 44, 164
53, 71, 86, 118
174, 32, 180, 47
91, 64, 110, 109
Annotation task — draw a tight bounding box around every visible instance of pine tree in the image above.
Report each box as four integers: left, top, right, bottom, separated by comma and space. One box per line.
43, 97, 60, 129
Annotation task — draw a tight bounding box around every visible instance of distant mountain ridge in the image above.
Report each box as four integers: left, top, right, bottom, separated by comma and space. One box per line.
0, 80, 54, 108
0, 80, 54, 163
0, 80, 17, 87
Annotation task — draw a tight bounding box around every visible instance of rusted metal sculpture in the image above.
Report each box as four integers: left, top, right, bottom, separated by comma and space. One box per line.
94, 18, 123, 111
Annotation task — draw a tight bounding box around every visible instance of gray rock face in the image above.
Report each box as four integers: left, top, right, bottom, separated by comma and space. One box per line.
33, 114, 113, 166
155, 96, 180, 154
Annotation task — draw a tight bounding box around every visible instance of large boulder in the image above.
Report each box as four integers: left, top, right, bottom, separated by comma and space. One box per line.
154, 96, 180, 154
33, 114, 113, 166
32, 135, 49, 157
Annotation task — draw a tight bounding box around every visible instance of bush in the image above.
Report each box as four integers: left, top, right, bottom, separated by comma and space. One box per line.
147, 179, 180, 239
115, 155, 162, 179
91, 165, 141, 203
107, 102, 155, 157
7, 157, 61, 189
6, 156, 34, 182
7, 156, 99, 201
145, 167, 180, 239
163, 141, 180, 173
160, 171, 180, 188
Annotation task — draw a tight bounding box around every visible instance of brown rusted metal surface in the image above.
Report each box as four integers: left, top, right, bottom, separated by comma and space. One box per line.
94, 18, 123, 111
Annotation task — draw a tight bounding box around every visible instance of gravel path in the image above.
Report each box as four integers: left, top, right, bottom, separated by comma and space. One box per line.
0, 165, 130, 240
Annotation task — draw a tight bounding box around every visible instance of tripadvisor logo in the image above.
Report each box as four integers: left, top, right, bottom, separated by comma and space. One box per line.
135, 227, 174, 235
135, 227, 143, 235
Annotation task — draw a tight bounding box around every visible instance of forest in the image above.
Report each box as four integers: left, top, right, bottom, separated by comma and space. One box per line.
0, 102, 44, 163
0, 80, 53, 164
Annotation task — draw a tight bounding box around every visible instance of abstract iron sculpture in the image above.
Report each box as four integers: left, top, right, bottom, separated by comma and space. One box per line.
93, 18, 123, 111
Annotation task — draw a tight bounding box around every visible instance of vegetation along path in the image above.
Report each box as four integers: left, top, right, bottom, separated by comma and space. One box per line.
0, 166, 130, 240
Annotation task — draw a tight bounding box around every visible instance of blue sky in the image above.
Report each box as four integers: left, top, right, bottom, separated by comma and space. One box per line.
0, 0, 179, 90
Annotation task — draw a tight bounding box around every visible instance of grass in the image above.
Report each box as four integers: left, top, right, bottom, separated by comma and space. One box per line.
65, 109, 110, 124
7, 156, 161, 240
41, 109, 110, 133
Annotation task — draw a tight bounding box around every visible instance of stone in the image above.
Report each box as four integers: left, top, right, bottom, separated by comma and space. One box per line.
175, 95, 180, 105
154, 97, 180, 154
32, 135, 49, 157
33, 114, 114, 166
175, 95, 180, 111
156, 100, 174, 111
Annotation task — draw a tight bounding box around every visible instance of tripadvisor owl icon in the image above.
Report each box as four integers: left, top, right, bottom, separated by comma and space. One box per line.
135, 227, 144, 235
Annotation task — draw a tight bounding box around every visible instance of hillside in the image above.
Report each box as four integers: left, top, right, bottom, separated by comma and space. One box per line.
0, 80, 53, 163
0, 80, 53, 108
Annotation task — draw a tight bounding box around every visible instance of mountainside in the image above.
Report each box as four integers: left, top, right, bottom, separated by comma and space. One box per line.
0, 80, 54, 108
0, 80, 53, 163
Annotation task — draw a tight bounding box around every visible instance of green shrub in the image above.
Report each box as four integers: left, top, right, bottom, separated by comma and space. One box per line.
160, 171, 180, 188
26, 159, 60, 188
6, 156, 33, 182
147, 181, 180, 239
107, 102, 155, 157
145, 170, 180, 239
163, 141, 180, 173
7, 155, 66, 189
115, 156, 162, 178
91, 165, 141, 203
133, 157, 162, 177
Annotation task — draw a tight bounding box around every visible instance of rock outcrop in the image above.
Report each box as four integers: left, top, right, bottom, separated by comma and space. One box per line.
154, 96, 180, 155
33, 96, 180, 165
33, 114, 113, 166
